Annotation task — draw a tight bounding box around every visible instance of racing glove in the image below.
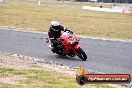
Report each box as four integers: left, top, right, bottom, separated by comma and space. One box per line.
64, 28, 73, 34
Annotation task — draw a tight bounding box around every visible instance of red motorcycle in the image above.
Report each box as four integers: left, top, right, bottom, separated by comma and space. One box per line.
46, 31, 87, 61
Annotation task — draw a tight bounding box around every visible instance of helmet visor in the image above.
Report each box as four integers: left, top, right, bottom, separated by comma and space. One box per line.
52, 26, 60, 30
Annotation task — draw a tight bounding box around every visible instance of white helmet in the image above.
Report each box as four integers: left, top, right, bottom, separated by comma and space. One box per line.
51, 21, 60, 27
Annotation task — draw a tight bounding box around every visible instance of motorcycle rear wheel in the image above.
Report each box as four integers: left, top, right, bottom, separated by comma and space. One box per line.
56, 48, 66, 56
76, 48, 87, 61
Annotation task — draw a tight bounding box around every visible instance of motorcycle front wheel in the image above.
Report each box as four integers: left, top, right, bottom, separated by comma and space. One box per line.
76, 48, 87, 61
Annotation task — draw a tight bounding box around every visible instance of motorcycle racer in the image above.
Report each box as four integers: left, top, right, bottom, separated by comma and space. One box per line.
46, 26, 87, 60
48, 21, 72, 52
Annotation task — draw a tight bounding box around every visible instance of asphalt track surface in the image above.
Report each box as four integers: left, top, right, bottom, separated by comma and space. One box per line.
0, 28, 132, 75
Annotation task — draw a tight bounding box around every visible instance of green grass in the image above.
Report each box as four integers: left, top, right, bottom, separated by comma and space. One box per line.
0, 67, 78, 88
0, 67, 114, 88
0, 68, 16, 77
0, 5, 132, 39
6, 0, 112, 8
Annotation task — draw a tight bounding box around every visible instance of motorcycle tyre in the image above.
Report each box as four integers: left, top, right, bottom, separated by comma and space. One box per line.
76, 48, 87, 61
